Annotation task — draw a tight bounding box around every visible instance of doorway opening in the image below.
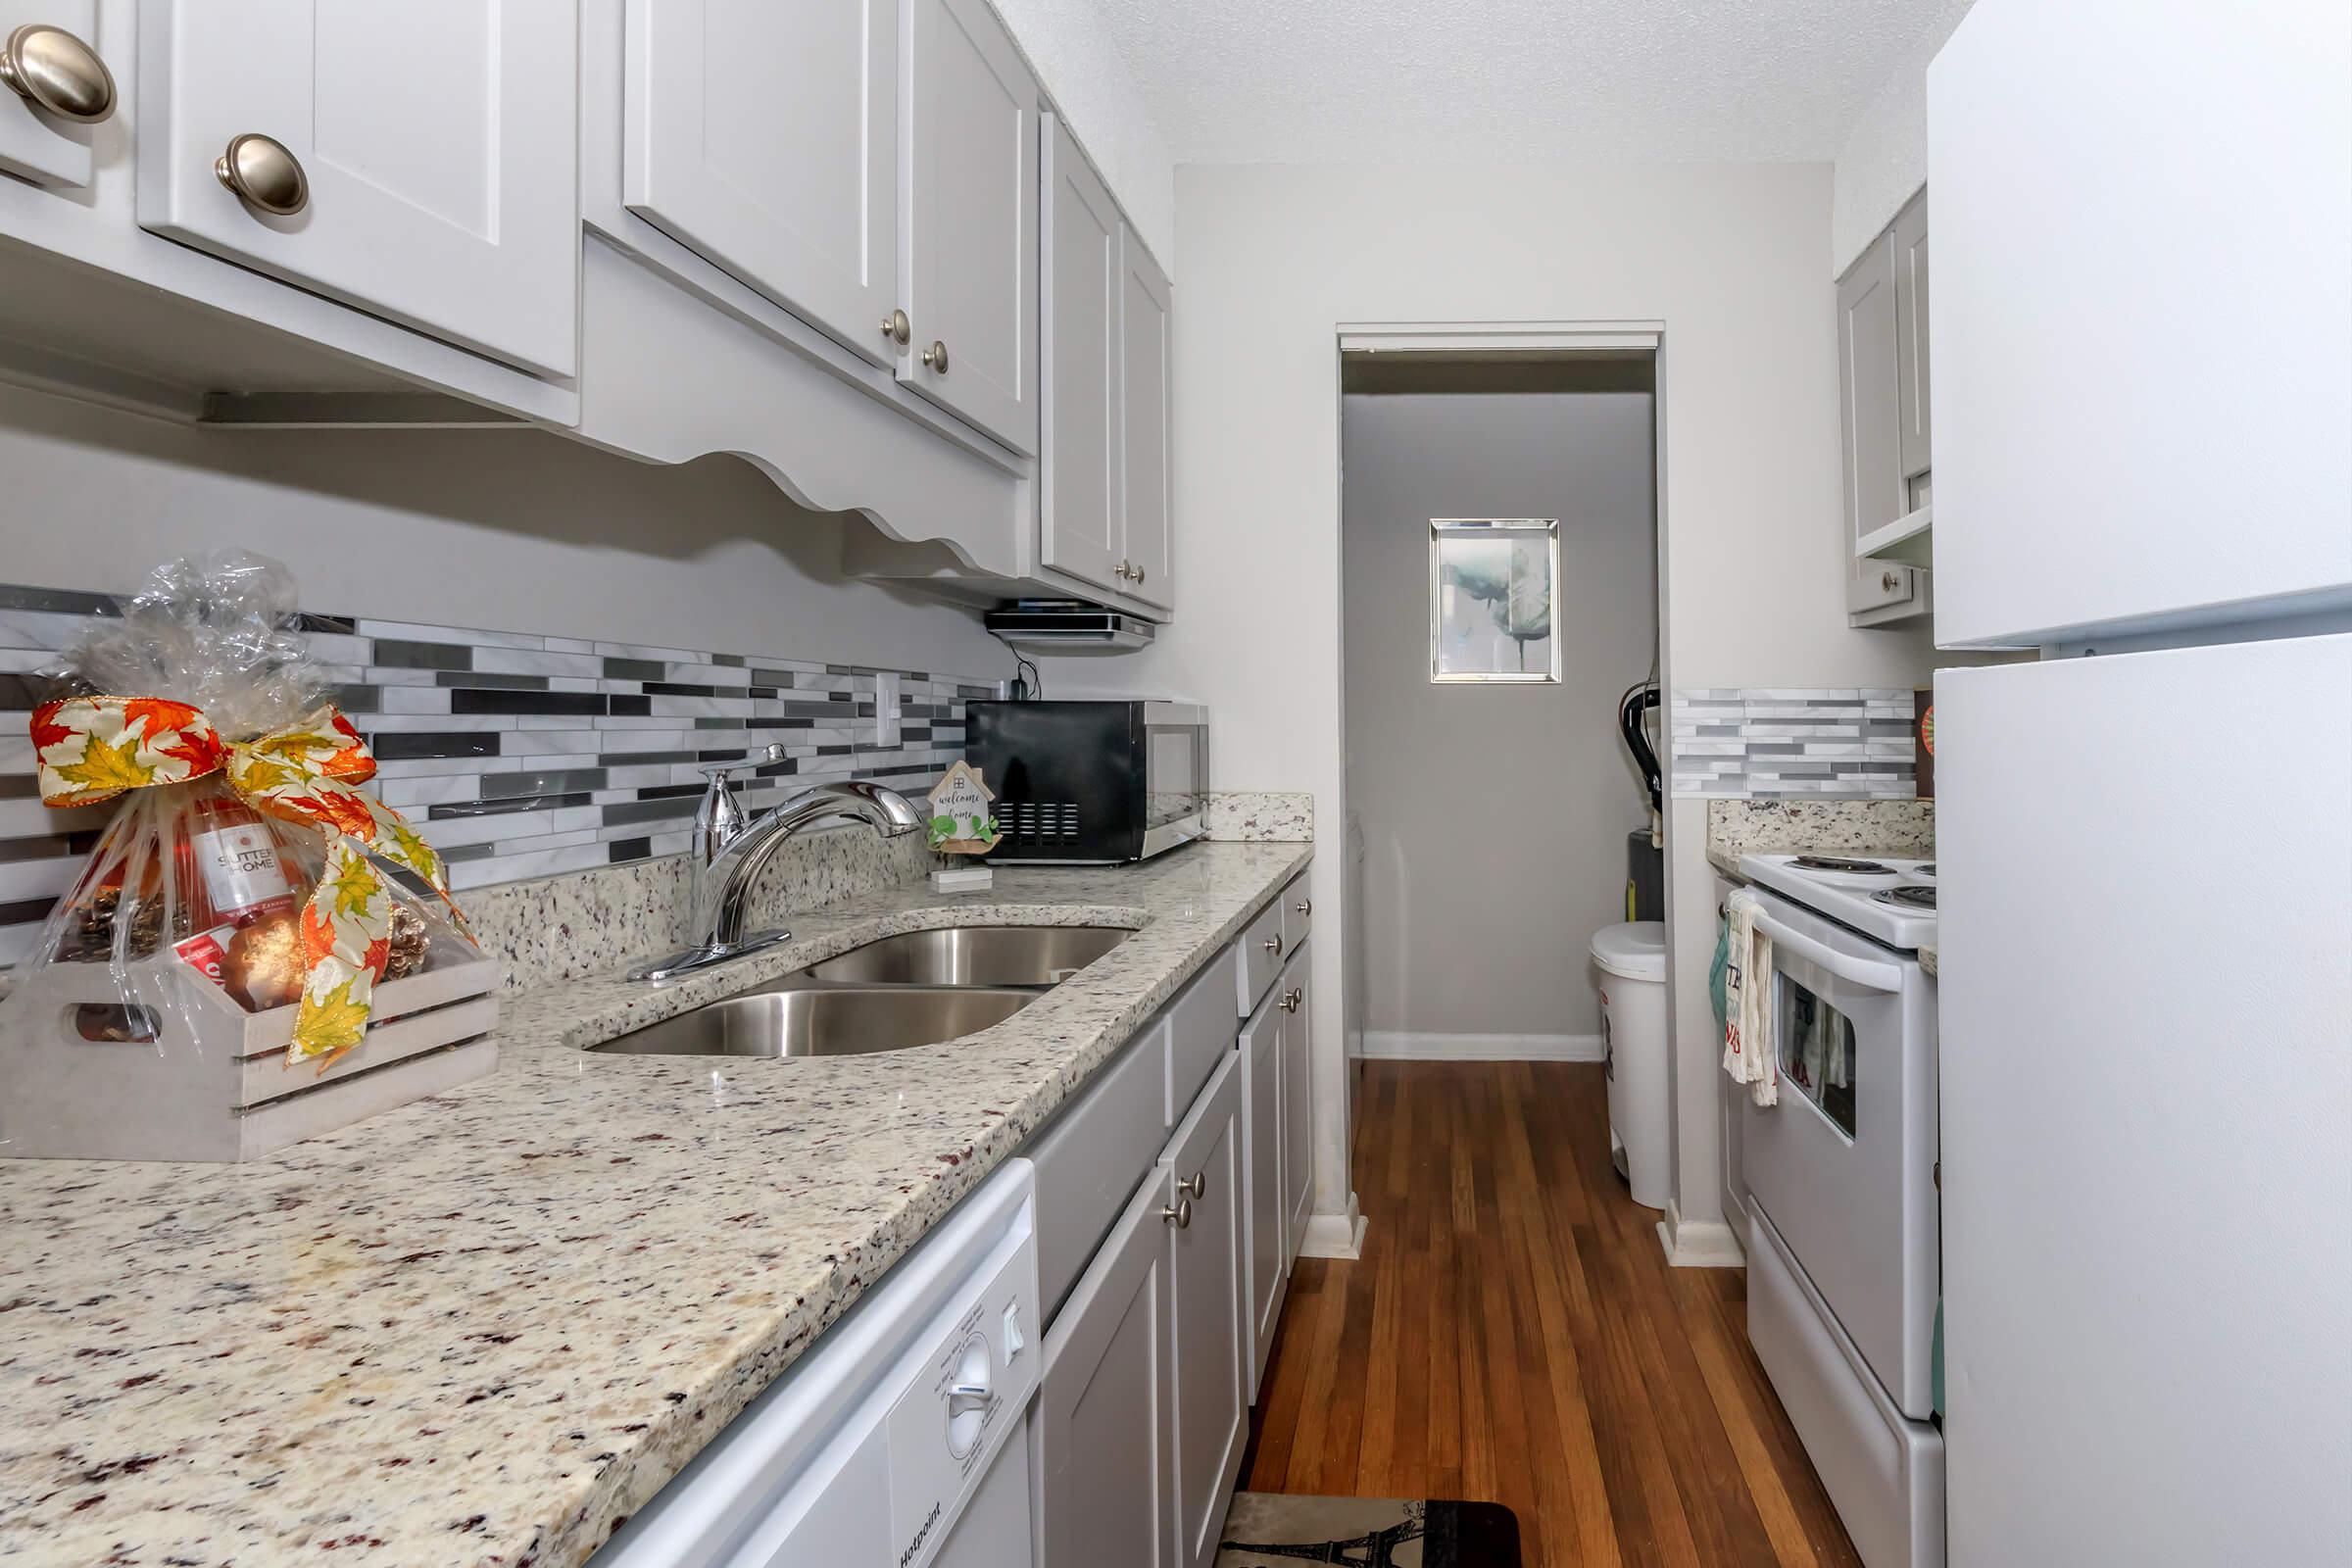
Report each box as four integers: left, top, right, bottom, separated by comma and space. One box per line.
1333, 330, 1668, 1222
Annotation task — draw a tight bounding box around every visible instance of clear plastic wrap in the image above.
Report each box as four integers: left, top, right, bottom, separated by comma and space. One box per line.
1, 556, 481, 1157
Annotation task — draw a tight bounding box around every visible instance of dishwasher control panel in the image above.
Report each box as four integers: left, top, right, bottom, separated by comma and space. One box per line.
885, 1240, 1039, 1568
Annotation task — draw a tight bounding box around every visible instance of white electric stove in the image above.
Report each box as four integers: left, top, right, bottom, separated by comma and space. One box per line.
1732, 851, 1943, 1567
1738, 853, 1937, 953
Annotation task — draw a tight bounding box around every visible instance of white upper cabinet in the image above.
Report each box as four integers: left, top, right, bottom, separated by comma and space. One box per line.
901, 0, 1039, 456
1040, 115, 1175, 608
1119, 226, 1173, 608
1837, 227, 1924, 624
1929, 0, 2352, 645
623, 0, 899, 369
1040, 116, 1123, 592
0, 1, 106, 188
135, 0, 578, 378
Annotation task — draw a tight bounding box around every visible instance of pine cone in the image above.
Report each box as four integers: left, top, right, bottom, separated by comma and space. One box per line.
383, 903, 429, 980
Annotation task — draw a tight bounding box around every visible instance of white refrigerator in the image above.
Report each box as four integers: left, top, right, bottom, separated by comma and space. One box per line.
1928, 2, 2352, 1563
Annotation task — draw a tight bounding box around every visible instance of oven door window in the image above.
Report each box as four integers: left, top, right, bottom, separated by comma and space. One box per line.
1777, 972, 1857, 1139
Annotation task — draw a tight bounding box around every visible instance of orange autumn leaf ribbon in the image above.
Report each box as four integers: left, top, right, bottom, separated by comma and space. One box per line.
30, 696, 473, 1068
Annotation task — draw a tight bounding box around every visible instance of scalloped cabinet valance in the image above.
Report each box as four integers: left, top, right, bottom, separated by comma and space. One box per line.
0, 0, 1173, 622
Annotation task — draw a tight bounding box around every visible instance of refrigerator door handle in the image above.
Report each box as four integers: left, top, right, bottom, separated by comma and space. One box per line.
1752, 911, 1906, 994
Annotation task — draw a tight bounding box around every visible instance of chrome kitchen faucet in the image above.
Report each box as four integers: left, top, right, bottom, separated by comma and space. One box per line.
628, 759, 923, 983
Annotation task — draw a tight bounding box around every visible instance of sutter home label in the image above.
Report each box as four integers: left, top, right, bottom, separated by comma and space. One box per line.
192, 819, 291, 919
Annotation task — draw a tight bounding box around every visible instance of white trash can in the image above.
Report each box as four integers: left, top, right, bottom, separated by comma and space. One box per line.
1592, 920, 1669, 1210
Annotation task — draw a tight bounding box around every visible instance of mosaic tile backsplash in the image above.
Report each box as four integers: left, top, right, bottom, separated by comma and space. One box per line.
1671, 687, 1919, 799
0, 583, 998, 965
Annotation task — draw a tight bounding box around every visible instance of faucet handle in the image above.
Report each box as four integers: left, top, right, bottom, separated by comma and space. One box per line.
700, 743, 786, 781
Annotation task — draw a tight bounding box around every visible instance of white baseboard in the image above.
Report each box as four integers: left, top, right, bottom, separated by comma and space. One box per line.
1356, 1031, 1603, 1062
1298, 1193, 1366, 1259
1657, 1199, 1746, 1268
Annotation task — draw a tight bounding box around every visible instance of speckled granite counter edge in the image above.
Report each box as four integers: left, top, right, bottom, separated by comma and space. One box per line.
0, 844, 1313, 1568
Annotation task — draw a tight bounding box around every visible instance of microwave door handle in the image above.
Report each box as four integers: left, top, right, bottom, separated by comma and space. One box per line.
1748, 910, 1906, 994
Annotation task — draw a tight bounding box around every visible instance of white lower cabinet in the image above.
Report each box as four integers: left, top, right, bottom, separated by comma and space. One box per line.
1163, 1053, 1247, 1568
1280, 951, 1315, 1260
1036, 901, 1308, 1568
1241, 995, 1286, 1397
1039, 1165, 1178, 1568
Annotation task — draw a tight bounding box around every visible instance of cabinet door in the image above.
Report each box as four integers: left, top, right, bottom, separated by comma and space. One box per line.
901, 0, 1038, 454
1039, 116, 1123, 594
1163, 1052, 1246, 1568
1241, 998, 1285, 1399
0, 0, 101, 188
624, 0, 898, 368
1040, 1168, 1177, 1568
135, 1, 578, 378
1280, 959, 1314, 1263
1890, 190, 1932, 486
1118, 226, 1173, 608
1837, 233, 1915, 615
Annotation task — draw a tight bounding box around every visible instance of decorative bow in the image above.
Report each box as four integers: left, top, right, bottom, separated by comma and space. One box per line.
30, 696, 473, 1068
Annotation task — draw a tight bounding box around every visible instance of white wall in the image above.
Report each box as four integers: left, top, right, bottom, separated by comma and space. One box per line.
1042, 161, 1940, 1245
1831, 0, 1978, 275
991, 0, 1176, 270
0, 385, 1009, 679
1342, 391, 1655, 1049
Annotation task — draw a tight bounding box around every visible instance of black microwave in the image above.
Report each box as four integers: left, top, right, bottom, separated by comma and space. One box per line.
965, 701, 1208, 862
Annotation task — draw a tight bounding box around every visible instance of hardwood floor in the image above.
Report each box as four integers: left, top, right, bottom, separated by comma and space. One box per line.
1242, 1061, 1862, 1568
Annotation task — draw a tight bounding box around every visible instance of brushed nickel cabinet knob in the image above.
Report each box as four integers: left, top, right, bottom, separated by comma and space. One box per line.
216, 132, 308, 216
1178, 1170, 1207, 1200
1263, 934, 1283, 956
880, 308, 909, 346
0, 23, 115, 123
1295, 898, 1312, 916
1160, 1197, 1191, 1229
921, 339, 949, 373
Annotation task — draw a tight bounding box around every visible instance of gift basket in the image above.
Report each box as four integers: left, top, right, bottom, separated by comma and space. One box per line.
0, 555, 498, 1162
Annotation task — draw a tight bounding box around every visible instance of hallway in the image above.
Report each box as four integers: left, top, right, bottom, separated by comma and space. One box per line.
1242, 1062, 1862, 1567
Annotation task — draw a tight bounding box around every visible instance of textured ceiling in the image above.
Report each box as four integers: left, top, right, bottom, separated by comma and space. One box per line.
1088, 0, 1977, 165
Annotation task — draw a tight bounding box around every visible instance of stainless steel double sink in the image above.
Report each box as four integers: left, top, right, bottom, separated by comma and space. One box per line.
590, 925, 1131, 1059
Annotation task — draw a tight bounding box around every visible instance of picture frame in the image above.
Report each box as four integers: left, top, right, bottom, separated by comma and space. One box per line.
1429, 517, 1560, 683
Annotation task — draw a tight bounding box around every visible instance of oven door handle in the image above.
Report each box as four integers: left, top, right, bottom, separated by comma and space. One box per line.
1750, 910, 1906, 994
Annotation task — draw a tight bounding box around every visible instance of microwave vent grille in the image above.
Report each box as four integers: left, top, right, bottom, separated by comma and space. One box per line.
1003, 801, 1080, 845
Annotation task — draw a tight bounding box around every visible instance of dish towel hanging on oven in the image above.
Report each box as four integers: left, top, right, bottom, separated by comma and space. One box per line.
1721, 888, 1779, 1106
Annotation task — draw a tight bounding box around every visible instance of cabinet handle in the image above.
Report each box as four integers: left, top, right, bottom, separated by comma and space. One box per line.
880, 308, 909, 346
1279, 988, 1300, 1013
1263, 934, 1283, 956
216, 133, 308, 217
0, 23, 115, 123
1295, 897, 1312, 917
1178, 1170, 1207, 1200
1882, 570, 1901, 593
1114, 561, 1132, 581
921, 339, 949, 374
1160, 1197, 1192, 1229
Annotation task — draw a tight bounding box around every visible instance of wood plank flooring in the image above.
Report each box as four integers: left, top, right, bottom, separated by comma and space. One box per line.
1242, 1061, 1862, 1568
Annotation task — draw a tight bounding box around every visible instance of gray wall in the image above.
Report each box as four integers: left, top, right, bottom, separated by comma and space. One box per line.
0, 384, 1009, 679
1342, 390, 1656, 1045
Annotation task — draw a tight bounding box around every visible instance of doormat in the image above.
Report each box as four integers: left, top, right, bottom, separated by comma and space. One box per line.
1216, 1494, 1522, 1566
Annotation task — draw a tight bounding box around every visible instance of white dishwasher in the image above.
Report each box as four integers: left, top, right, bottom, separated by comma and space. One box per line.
595, 1159, 1041, 1568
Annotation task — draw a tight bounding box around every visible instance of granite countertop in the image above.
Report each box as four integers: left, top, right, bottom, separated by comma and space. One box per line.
0, 842, 1311, 1567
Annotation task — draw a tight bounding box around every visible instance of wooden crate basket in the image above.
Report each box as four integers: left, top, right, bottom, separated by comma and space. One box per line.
0, 947, 499, 1162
